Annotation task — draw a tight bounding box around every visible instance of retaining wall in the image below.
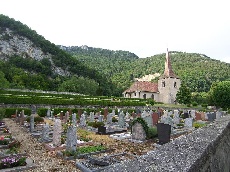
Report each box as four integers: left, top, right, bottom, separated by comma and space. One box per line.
105, 115, 230, 172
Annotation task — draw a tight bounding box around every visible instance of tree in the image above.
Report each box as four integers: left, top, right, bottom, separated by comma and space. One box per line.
176, 82, 192, 105
208, 81, 230, 109
0, 71, 10, 88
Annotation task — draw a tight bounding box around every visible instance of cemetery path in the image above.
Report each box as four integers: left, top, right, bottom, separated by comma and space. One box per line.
4, 118, 80, 172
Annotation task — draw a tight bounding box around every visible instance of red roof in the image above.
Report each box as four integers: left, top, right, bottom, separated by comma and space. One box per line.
124, 81, 159, 93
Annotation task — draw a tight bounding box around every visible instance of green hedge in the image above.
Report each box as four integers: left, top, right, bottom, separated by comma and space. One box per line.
3, 108, 31, 118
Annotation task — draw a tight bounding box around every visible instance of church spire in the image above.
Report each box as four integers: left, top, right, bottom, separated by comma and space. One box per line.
162, 49, 178, 78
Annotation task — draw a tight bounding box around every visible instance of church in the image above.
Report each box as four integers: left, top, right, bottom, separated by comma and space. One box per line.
122, 49, 181, 104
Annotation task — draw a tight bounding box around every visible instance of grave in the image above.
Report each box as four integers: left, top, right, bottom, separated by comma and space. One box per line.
131, 122, 146, 141
157, 123, 171, 144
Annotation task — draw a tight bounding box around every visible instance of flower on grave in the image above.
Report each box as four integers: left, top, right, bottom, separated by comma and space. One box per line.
0, 136, 4, 140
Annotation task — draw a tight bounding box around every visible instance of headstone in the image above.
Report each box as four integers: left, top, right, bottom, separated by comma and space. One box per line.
200, 112, 206, 121
89, 112, 95, 122
47, 108, 51, 117
191, 110, 196, 119
66, 125, 77, 152
183, 112, 189, 119
104, 107, 108, 119
80, 113, 86, 127
31, 105, 36, 115
60, 111, 64, 120
195, 112, 202, 120
98, 126, 106, 135
20, 110, 25, 126
216, 111, 222, 119
41, 124, 50, 142
72, 113, 77, 126
53, 119, 62, 146
65, 111, 70, 123
152, 112, 159, 125
184, 118, 193, 127
143, 115, 153, 127
157, 123, 171, 144
30, 115, 34, 132
107, 113, 112, 124
98, 115, 103, 122
207, 112, 216, 122
118, 111, 125, 128
131, 122, 146, 141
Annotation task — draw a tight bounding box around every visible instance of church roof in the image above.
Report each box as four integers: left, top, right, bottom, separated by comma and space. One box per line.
124, 81, 159, 93
161, 49, 179, 79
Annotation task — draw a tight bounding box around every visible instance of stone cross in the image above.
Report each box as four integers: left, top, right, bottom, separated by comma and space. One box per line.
107, 113, 112, 124
65, 111, 70, 123
20, 110, 25, 126
53, 119, 62, 146
98, 115, 103, 122
66, 125, 77, 152
143, 115, 153, 128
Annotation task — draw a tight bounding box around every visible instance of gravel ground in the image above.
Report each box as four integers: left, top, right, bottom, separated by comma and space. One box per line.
4, 118, 80, 172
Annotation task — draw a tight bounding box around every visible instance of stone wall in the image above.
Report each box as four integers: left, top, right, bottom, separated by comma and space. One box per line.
105, 115, 230, 172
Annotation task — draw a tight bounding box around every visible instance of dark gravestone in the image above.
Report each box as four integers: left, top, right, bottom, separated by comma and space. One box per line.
98, 126, 106, 135
157, 123, 171, 145
207, 113, 216, 122
184, 113, 189, 119
152, 112, 159, 125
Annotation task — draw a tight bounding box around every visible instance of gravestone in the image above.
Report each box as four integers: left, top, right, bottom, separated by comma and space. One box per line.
118, 111, 125, 128
107, 113, 112, 124
152, 112, 159, 125
200, 112, 206, 121
98, 115, 103, 122
207, 113, 216, 122
78, 109, 82, 119
47, 108, 51, 117
66, 125, 77, 152
30, 115, 34, 132
60, 111, 64, 120
41, 124, 51, 142
157, 123, 171, 144
89, 112, 95, 122
183, 112, 189, 119
191, 110, 196, 119
80, 113, 86, 127
216, 111, 222, 119
65, 111, 70, 123
53, 119, 62, 146
72, 113, 77, 126
195, 112, 202, 121
131, 122, 146, 141
98, 126, 106, 135
104, 107, 108, 119
31, 105, 36, 115
20, 110, 25, 126
184, 118, 193, 127
143, 115, 153, 127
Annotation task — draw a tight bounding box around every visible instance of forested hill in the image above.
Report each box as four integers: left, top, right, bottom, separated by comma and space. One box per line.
63, 46, 230, 93
0, 14, 116, 96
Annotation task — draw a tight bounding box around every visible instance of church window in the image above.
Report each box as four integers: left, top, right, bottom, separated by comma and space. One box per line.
151, 94, 154, 99
143, 94, 146, 99
162, 81, 165, 87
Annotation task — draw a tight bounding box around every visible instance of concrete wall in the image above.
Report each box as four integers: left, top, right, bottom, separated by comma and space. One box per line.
104, 114, 230, 172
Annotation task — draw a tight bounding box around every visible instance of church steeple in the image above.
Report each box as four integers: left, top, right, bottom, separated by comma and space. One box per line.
161, 48, 178, 78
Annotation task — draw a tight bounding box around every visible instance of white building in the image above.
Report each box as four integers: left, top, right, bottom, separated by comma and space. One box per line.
123, 49, 181, 104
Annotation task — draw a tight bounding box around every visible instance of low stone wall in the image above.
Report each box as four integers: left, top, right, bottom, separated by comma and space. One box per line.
105, 115, 230, 172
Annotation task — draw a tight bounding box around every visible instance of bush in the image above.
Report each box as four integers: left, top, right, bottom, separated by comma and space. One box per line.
147, 127, 157, 139
4, 108, 31, 118
87, 121, 104, 128
193, 122, 206, 128
192, 102, 198, 107
26, 115, 44, 123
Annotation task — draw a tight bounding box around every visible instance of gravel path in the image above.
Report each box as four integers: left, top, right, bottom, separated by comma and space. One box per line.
4, 118, 80, 172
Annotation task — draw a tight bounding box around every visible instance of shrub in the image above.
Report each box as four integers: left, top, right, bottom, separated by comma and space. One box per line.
147, 127, 157, 139
4, 108, 31, 118
192, 102, 198, 107
112, 116, 118, 122
193, 122, 206, 128
87, 121, 104, 128
26, 115, 44, 123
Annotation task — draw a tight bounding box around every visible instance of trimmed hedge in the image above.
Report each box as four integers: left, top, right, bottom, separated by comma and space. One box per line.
3, 108, 31, 118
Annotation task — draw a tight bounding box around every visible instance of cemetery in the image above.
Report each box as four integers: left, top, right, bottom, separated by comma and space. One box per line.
0, 105, 229, 171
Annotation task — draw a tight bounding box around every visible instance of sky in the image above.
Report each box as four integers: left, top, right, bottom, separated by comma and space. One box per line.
0, 0, 230, 63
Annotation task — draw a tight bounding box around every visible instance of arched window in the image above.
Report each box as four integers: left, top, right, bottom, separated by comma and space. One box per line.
162, 81, 165, 87
151, 94, 154, 99
143, 94, 146, 99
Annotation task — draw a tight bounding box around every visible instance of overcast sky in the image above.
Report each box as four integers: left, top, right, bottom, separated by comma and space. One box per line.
1, 0, 230, 63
